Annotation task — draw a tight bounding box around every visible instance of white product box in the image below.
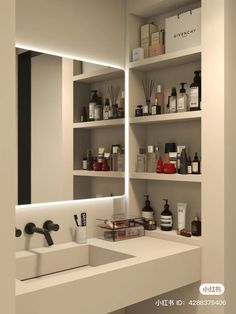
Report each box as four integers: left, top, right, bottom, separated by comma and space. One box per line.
132, 47, 144, 61
165, 8, 201, 53
141, 23, 158, 58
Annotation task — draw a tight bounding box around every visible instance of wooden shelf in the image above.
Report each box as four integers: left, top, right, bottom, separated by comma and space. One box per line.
146, 227, 202, 245
129, 46, 201, 72
73, 119, 125, 129
130, 111, 201, 125
73, 68, 123, 83
130, 172, 202, 183
73, 170, 124, 178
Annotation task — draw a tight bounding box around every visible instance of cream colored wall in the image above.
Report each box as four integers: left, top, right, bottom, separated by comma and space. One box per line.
0, 0, 16, 313
225, 0, 236, 313
16, 0, 125, 68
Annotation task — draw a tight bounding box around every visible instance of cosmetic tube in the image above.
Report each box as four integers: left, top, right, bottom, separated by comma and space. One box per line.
177, 203, 187, 231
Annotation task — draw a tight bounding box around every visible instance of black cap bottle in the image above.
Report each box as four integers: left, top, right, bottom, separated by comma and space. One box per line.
142, 195, 154, 220
169, 88, 177, 113
160, 199, 173, 231
189, 70, 201, 111
179, 148, 187, 174
192, 152, 200, 174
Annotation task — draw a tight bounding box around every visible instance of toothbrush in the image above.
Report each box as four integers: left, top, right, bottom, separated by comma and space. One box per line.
74, 214, 79, 227
81, 212, 87, 227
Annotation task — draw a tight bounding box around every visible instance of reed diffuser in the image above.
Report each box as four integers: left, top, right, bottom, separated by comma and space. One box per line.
107, 85, 120, 119
142, 79, 155, 115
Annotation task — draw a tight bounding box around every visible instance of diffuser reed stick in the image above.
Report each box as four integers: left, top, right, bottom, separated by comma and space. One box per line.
141, 79, 155, 102
107, 85, 120, 105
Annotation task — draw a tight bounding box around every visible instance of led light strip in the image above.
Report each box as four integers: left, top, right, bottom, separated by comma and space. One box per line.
16, 44, 129, 209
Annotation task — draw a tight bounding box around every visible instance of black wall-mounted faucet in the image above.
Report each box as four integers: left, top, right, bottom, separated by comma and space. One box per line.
15, 227, 22, 238
43, 220, 60, 232
24, 223, 54, 246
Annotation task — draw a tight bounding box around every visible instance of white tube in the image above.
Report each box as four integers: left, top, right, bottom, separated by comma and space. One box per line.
177, 203, 187, 231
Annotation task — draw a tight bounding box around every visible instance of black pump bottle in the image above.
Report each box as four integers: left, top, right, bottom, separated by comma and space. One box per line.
160, 199, 173, 231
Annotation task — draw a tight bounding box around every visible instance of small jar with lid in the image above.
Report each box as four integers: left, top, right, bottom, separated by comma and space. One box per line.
135, 105, 143, 117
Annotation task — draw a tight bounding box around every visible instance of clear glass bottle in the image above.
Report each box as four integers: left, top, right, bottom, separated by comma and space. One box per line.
89, 90, 98, 121
146, 145, 156, 173
155, 84, 164, 114
95, 96, 103, 121
136, 148, 146, 172
103, 98, 110, 120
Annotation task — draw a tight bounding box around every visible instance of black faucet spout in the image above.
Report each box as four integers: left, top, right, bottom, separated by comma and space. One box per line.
24, 223, 54, 246
32, 227, 54, 246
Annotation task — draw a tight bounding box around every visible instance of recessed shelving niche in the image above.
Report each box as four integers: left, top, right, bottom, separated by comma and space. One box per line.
127, 0, 202, 241
73, 61, 125, 200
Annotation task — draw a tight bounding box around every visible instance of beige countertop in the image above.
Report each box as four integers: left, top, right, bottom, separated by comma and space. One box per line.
16, 236, 201, 314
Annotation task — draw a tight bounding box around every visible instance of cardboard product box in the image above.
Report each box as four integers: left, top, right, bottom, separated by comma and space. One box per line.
151, 30, 165, 46
151, 32, 160, 45
165, 8, 201, 53
141, 23, 158, 58
132, 47, 144, 62
149, 44, 165, 57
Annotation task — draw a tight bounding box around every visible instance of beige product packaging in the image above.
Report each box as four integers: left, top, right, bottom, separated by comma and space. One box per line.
132, 47, 144, 62
149, 44, 165, 57
141, 23, 158, 58
151, 31, 160, 45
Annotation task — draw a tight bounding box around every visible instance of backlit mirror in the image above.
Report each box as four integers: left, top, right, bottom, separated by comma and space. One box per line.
17, 49, 125, 205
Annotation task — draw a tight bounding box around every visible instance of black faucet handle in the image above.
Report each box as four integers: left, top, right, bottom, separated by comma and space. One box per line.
43, 220, 60, 232
24, 223, 36, 235
15, 227, 22, 238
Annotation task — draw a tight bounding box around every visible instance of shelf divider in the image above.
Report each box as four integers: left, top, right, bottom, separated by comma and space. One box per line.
73, 118, 125, 129
130, 111, 201, 125
129, 46, 201, 72
73, 170, 125, 179
130, 172, 202, 183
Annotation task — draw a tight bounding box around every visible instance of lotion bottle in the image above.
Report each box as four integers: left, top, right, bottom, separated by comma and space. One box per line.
177, 82, 188, 112
142, 195, 154, 220
189, 70, 201, 111
169, 88, 177, 113
160, 199, 173, 231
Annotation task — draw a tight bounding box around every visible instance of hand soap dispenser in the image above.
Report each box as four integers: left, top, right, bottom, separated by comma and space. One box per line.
189, 70, 201, 111
177, 82, 188, 112
142, 195, 154, 220
160, 199, 173, 231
